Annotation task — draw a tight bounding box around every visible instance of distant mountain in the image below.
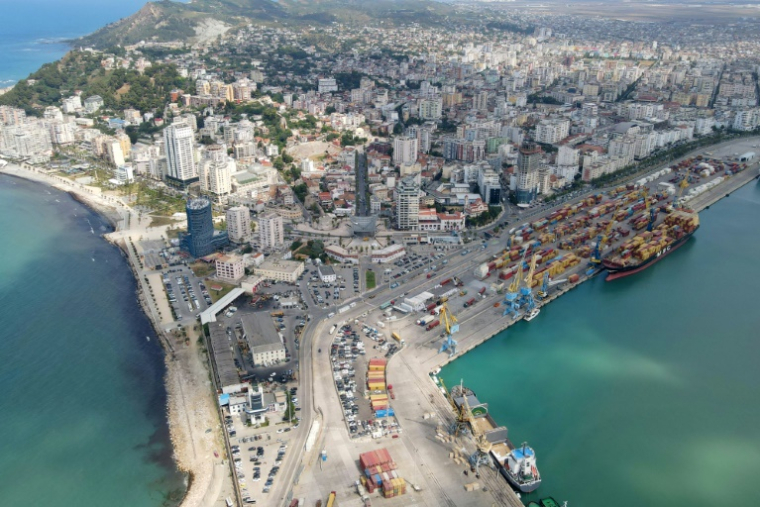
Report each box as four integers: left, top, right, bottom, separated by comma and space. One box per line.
76, 0, 458, 49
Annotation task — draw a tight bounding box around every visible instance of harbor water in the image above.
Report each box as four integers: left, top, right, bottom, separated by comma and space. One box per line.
442, 181, 760, 506
0, 175, 185, 506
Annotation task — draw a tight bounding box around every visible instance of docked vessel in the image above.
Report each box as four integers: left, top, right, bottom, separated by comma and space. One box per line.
603, 209, 699, 281
500, 442, 542, 493
524, 308, 540, 321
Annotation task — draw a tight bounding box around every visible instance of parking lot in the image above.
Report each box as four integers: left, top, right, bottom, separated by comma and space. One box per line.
161, 267, 212, 320
304, 264, 360, 310
329, 322, 402, 439
375, 248, 469, 290
224, 391, 300, 505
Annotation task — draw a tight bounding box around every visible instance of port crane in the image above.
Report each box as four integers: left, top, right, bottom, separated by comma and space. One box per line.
459, 383, 493, 471
441, 378, 470, 436
641, 188, 656, 232
518, 254, 540, 312
438, 301, 460, 357
589, 219, 617, 265
537, 272, 568, 299
502, 260, 523, 318
673, 177, 689, 208
444, 380, 493, 470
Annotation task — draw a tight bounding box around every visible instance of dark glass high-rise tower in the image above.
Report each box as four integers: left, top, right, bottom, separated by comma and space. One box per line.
183, 197, 228, 257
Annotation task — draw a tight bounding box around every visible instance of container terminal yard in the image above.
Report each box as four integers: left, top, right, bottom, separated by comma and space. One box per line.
210, 139, 760, 507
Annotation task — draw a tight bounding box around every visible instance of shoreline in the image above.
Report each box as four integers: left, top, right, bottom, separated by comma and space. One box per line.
0, 162, 219, 507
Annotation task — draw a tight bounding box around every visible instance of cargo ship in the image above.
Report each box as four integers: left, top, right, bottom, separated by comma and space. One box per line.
602, 209, 699, 281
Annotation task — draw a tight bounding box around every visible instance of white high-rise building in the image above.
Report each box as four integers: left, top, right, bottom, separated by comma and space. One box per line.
258, 212, 284, 249
557, 145, 579, 167
393, 136, 418, 166
164, 121, 197, 184
474, 91, 489, 112
318, 78, 338, 93
535, 119, 570, 145
419, 98, 443, 120
199, 144, 232, 198
226, 206, 251, 243
395, 174, 420, 230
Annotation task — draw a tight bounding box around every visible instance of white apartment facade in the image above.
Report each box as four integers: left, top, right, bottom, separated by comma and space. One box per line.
258, 212, 284, 249
226, 206, 251, 243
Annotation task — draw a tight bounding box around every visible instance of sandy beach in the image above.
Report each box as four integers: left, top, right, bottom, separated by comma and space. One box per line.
0, 161, 229, 507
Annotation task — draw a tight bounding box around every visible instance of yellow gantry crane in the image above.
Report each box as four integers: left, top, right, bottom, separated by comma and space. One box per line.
443, 380, 494, 469
674, 177, 689, 208
524, 253, 539, 288
507, 262, 522, 294
440, 378, 470, 436
590, 219, 617, 265
438, 300, 460, 356
641, 187, 656, 232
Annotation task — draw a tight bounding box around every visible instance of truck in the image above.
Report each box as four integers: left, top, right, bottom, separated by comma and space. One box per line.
478, 287, 487, 296
426, 319, 440, 331
326, 491, 337, 507
425, 302, 436, 312
391, 331, 404, 344
463, 297, 476, 308
330, 325, 337, 335
417, 315, 435, 326
270, 311, 284, 318
440, 278, 451, 286
430, 305, 442, 315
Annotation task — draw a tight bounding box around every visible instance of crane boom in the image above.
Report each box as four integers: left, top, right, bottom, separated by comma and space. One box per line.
674, 177, 689, 207
508, 262, 522, 293
524, 253, 539, 288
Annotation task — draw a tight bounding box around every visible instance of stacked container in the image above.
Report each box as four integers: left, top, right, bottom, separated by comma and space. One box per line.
359, 449, 406, 498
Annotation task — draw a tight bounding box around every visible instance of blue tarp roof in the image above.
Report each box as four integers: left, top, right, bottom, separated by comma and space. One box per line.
511, 447, 535, 459
218, 393, 230, 406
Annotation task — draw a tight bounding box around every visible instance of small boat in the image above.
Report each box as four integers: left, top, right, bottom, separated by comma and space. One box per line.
500, 442, 541, 492
524, 308, 540, 322
539, 497, 562, 507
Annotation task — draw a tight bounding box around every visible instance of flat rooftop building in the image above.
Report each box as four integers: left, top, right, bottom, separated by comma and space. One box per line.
318, 264, 337, 283
254, 259, 304, 283
240, 314, 286, 367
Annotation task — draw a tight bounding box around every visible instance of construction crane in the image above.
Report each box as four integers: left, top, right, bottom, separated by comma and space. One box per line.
502, 260, 523, 318
589, 219, 617, 265
438, 301, 460, 356
518, 253, 539, 312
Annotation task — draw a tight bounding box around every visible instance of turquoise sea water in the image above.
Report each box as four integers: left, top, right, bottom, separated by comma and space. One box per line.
442, 181, 760, 506
0, 0, 149, 85
0, 175, 185, 506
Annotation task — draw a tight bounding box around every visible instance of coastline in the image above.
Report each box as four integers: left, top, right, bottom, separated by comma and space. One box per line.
0, 162, 224, 507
